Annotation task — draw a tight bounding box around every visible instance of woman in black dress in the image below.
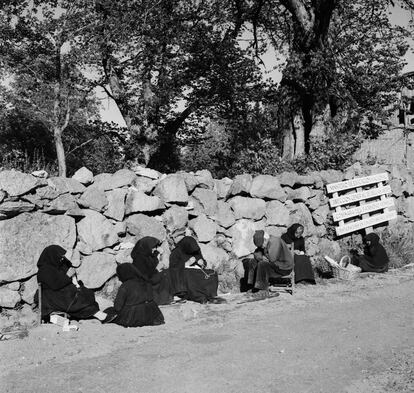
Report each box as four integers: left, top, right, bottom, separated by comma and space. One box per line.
37, 245, 115, 323
131, 236, 172, 305
352, 233, 389, 273
281, 224, 316, 285
112, 263, 164, 327
169, 236, 219, 304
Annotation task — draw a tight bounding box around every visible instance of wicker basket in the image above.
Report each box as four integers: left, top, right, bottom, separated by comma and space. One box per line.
325, 255, 361, 281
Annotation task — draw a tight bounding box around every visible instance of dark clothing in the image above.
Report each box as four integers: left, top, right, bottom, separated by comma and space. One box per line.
131, 237, 161, 283
354, 233, 389, 273
248, 236, 294, 290
37, 245, 99, 319
169, 236, 204, 297
255, 261, 291, 290
294, 254, 316, 284
184, 268, 218, 304
131, 237, 172, 305
282, 224, 315, 284
111, 263, 164, 327
169, 236, 217, 303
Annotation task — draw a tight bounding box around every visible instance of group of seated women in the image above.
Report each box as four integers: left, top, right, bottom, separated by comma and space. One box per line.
37, 235, 221, 328
37, 223, 389, 328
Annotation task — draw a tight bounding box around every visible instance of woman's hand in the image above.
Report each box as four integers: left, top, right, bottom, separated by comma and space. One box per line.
185, 256, 196, 266
295, 250, 305, 255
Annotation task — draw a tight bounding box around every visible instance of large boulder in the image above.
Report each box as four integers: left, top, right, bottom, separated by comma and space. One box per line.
229, 174, 252, 196
104, 188, 127, 221
77, 210, 119, 251
21, 276, 38, 304
265, 200, 290, 226
295, 173, 321, 186
0, 286, 21, 308
77, 252, 117, 289
44, 193, 78, 214
214, 177, 233, 199
72, 167, 93, 185
250, 175, 287, 201
191, 188, 218, 217
153, 175, 188, 204
35, 185, 61, 200
48, 176, 85, 194
189, 214, 217, 243
288, 202, 316, 235
312, 204, 330, 225
111, 169, 138, 189
285, 186, 311, 203
306, 190, 328, 211
177, 172, 200, 192
199, 243, 229, 270
125, 189, 165, 214
229, 196, 266, 220
163, 206, 188, 234
0, 201, 35, 217
194, 170, 215, 189
0, 170, 46, 197
0, 212, 76, 281
319, 169, 344, 185
278, 171, 298, 187
390, 178, 403, 198
132, 177, 158, 194
402, 197, 414, 221
214, 200, 236, 228
133, 166, 160, 180
229, 219, 257, 258
91, 173, 112, 190
77, 186, 108, 212
265, 226, 286, 238
126, 214, 167, 241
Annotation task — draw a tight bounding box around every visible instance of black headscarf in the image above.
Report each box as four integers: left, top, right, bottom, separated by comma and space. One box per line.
364, 233, 389, 267
169, 236, 203, 269
131, 237, 161, 281
37, 245, 73, 290
281, 223, 305, 252
37, 245, 70, 271
116, 263, 139, 283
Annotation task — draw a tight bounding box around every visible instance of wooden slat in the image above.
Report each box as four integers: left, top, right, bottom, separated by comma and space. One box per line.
326, 173, 389, 193
335, 210, 397, 236
332, 198, 394, 222
329, 185, 391, 208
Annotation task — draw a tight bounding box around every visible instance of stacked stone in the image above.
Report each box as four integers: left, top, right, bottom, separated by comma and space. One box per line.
1, 162, 413, 310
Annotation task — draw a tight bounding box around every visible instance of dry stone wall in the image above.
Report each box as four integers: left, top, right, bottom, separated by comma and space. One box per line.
1, 162, 414, 310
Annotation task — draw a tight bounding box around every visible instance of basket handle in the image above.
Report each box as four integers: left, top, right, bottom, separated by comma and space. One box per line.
339, 255, 351, 268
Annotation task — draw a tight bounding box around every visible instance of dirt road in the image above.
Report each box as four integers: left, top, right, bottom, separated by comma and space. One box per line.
1, 268, 413, 393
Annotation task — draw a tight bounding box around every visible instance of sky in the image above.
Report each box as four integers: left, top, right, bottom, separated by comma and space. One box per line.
96, 6, 414, 125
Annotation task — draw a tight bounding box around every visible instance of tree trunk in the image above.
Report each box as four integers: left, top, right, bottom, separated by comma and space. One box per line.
293, 113, 305, 157
54, 125, 67, 177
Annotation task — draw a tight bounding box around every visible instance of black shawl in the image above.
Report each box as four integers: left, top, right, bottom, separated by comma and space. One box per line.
131, 237, 161, 282
169, 236, 203, 269
37, 245, 72, 290
281, 224, 305, 252
364, 233, 389, 268
117, 263, 139, 283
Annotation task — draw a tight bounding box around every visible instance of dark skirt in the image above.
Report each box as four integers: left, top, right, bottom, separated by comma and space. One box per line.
40, 284, 99, 319
354, 255, 388, 273
152, 270, 173, 305
169, 267, 187, 297
107, 301, 165, 328
294, 254, 316, 284
184, 268, 218, 304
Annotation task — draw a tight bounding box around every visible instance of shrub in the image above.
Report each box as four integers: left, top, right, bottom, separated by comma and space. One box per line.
380, 224, 414, 269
